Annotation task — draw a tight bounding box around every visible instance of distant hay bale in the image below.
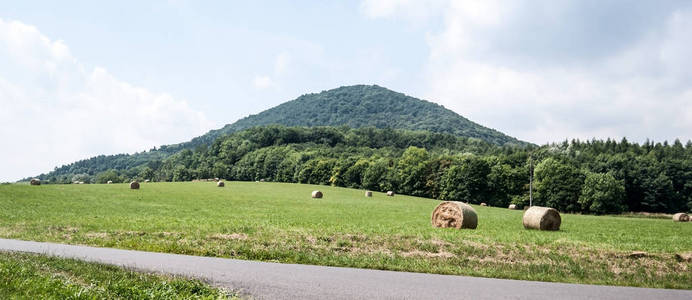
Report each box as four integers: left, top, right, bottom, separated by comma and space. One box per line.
312, 190, 323, 198
508, 204, 518, 210
365, 191, 373, 197
217, 181, 225, 187
30, 178, 40, 186
260, 178, 265, 182
523, 206, 561, 231
480, 202, 487, 206
675, 252, 692, 262
130, 181, 140, 190
673, 213, 690, 222
214, 178, 220, 182
431, 201, 478, 229
144, 179, 150, 183
106, 180, 113, 184
386, 191, 395, 196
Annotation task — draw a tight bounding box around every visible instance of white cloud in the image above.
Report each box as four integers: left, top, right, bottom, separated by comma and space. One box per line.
253, 75, 274, 89
360, 0, 446, 21
252, 52, 293, 90
0, 18, 212, 181
274, 52, 291, 75
362, 0, 692, 144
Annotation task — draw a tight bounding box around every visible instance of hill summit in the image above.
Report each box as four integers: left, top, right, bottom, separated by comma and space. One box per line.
185, 85, 525, 148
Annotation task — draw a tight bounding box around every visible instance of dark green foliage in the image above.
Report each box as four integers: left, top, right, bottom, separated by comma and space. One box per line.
28, 124, 692, 215
487, 162, 526, 207
95, 169, 122, 184
579, 172, 627, 214
440, 155, 491, 204
533, 158, 585, 212
192, 85, 527, 148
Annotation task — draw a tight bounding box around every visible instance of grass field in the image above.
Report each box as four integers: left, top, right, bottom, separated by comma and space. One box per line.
0, 182, 690, 289
0, 251, 232, 299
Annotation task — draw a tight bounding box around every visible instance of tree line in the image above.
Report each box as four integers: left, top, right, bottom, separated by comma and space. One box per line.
40, 126, 692, 214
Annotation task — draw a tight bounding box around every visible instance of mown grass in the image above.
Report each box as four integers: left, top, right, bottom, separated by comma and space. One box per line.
0, 251, 233, 299
0, 182, 690, 289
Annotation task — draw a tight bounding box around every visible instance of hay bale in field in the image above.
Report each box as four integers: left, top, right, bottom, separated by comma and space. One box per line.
217, 181, 225, 187
106, 180, 113, 184
30, 178, 40, 186
365, 191, 373, 197
144, 179, 150, 183
523, 206, 561, 231
214, 177, 220, 182
480, 202, 487, 206
312, 190, 323, 198
508, 204, 518, 210
431, 201, 478, 229
672, 213, 690, 222
260, 178, 265, 182
130, 181, 140, 190
386, 191, 395, 196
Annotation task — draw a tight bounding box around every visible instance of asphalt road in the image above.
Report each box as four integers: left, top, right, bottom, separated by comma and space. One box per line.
1, 238, 690, 299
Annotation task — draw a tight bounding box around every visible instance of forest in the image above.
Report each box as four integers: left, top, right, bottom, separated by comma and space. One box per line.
39, 126, 692, 215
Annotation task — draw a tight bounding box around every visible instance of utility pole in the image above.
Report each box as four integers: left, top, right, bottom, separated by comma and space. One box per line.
529, 154, 533, 207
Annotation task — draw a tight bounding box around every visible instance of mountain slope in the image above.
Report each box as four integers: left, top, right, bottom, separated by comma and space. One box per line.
182, 85, 525, 149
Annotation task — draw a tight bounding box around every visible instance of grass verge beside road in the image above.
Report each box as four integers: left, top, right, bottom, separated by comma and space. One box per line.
0, 251, 233, 299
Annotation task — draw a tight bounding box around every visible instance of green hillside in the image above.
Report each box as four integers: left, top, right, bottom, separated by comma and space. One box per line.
33, 85, 527, 182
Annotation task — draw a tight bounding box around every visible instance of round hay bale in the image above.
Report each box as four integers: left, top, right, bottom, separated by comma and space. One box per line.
217, 181, 225, 187
431, 201, 478, 229
386, 191, 395, 196
365, 191, 373, 197
312, 190, 323, 198
523, 206, 561, 231
508, 204, 518, 210
673, 213, 690, 222
144, 179, 150, 183
30, 178, 40, 186
214, 177, 220, 182
480, 202, 487, 206
130, 181, 140, 190
260, 178, 265, 182
106, 180, 113, 184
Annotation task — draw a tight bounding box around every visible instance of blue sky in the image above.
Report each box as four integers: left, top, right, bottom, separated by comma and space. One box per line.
1, 0, 692, 181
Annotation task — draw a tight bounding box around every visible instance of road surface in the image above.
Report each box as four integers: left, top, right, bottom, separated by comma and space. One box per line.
0, 238, 690, 299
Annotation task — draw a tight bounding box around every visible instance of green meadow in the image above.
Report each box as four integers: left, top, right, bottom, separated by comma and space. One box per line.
0, 251, 232, 299
1, 182, 690, 289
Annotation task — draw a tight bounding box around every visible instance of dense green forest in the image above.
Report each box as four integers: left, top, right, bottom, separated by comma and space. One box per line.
38, 126, 692, 215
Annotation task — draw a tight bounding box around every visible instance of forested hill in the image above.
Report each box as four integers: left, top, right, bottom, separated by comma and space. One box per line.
180, 85, 527, 149
31, 85, 526, 181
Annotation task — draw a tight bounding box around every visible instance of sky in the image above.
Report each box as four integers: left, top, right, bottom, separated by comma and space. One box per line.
1, 0, 691, 181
